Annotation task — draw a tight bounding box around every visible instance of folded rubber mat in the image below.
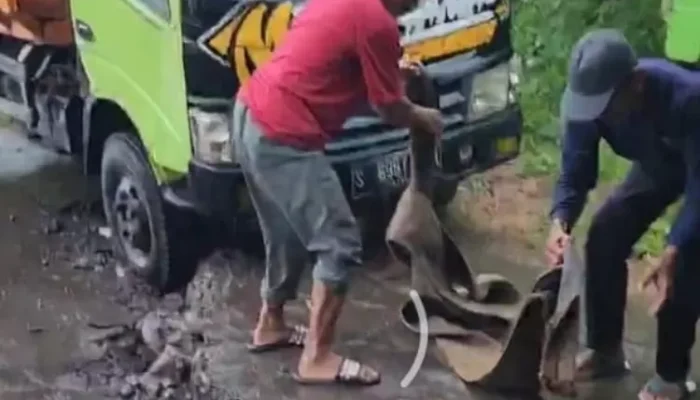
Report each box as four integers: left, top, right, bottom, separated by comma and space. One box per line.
386, 72, 584, 397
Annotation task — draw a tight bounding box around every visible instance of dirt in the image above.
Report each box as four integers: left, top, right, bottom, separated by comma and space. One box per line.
0, 127, 221, 399
456, 162, 658, 298
457, 163, 552, 255
0, 127, 474, 400
0, 126, 691, 400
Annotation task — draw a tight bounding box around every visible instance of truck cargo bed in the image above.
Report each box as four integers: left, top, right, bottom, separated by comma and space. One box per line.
0, 0, 72, 45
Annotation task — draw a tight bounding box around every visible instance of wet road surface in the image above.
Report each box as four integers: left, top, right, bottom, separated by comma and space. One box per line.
0, 127, 134, 399
0, 126, 697, 399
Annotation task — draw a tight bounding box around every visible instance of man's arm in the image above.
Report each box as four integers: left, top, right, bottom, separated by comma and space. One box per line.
642, 100, 700, 311
355, 19, 440, 132
666, 163, 700, 250
667, 100, 700, 249
373, 98, 440, 131
550, 121, 602, 232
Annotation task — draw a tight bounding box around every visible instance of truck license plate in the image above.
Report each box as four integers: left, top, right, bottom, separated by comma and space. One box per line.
377, 152, 409, 187
350, 146, 441, 198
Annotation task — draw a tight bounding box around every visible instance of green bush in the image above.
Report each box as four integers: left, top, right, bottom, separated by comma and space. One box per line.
512, 0, 673, 255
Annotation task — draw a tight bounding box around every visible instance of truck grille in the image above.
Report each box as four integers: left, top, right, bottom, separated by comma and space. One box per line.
324, 76, 468, 163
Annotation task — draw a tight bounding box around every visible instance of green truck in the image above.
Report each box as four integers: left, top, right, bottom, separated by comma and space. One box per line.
663, 0, 700, 66
0, 0, 522, 292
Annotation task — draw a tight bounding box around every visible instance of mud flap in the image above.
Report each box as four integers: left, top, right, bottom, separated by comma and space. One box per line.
387, 72, 582, 397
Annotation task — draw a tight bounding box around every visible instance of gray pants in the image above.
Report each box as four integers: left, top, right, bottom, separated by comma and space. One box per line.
231, 101, 363, 304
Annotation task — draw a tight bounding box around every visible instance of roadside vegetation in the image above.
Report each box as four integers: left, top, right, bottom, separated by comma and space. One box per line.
512, 0, 675, 256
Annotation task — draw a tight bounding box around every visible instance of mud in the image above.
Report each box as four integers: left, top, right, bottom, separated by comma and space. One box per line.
0, 126, 698, 400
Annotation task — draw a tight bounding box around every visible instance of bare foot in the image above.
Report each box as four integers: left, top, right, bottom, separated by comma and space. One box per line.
252, 310, 289, 346
249, 305, 306, 351
298, 351, 342, 380
294, 282, 379, 385
251, 325, 308, 350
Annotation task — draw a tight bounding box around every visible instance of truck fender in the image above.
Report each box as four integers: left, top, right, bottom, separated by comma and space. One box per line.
81, 94, 97, 174
81, 95, 135, 176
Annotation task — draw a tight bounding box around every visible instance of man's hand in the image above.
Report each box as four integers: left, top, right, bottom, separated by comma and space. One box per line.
375, 59, 440, 134
411, 105, 443, 137
399, 58, 423, 78
545, 219, 571, 267
640, 246, 678, 316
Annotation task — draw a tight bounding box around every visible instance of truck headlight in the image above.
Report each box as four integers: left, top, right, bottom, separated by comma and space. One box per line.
467, 61, 515, 122
189, 107, 234, 164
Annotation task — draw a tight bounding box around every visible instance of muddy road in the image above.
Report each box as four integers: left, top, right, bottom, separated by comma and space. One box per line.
0, 126, 692, 399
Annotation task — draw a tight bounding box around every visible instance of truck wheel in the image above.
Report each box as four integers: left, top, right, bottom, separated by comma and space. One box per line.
100, 133, 193, 293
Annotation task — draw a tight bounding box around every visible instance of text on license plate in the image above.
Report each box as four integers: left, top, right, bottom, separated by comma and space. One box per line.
377, 152, 410, 187
350, 146, 442, 198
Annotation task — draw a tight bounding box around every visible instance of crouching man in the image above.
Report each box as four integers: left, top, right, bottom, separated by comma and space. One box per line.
545, 29, 700, 400
233, 0, 442, 387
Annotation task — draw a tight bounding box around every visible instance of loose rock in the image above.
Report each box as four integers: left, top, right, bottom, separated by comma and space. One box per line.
119, 382, 135, 398
98, 226, 112, 239
43, 218, 64, 235
72, 255, 93, 270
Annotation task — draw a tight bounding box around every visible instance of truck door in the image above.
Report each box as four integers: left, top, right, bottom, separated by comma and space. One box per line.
69, 0, 191, 175
664, 0, 700, 64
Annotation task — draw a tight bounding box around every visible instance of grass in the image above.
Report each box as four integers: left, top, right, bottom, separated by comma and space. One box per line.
511, 0, 676, 256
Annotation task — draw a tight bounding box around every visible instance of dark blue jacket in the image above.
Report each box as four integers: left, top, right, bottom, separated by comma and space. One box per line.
551, 58, 700, 248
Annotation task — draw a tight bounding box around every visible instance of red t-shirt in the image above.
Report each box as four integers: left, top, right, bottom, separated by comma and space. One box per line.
238, 0, 404, 149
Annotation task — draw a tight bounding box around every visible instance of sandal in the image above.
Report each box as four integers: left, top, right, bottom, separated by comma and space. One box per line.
246, 325, 308, 353
293, 358, 381, 386
638, 375, 697, 400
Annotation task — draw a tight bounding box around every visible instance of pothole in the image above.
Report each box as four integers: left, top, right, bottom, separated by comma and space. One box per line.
68, 255, 251, 400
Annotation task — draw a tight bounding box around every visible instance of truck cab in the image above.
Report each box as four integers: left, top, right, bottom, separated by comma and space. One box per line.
182, 0, 521, 232
663, 0, 700, 66
0, 0, 522, 292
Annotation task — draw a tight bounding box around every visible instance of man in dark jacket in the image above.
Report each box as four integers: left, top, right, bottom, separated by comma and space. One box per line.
545, 29, 700, 400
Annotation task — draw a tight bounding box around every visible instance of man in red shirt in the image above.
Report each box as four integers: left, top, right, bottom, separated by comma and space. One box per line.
234, 0, 442, 386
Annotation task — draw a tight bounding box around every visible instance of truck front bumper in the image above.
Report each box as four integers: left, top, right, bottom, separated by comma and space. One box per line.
178, 104, 522, 226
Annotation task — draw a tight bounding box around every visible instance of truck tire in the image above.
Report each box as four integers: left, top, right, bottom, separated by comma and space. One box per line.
100, 133, 196, 293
